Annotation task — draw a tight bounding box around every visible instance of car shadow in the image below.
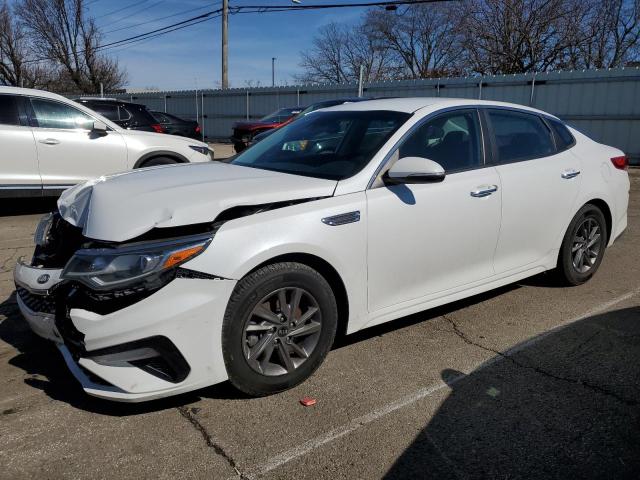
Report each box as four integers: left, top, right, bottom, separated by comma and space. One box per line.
383, 306, 640, 479
0, 283, 521, 415
0, 197, 58, 217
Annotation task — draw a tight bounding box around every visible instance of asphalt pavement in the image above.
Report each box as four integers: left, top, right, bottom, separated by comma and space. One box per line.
0, 170, 638, 480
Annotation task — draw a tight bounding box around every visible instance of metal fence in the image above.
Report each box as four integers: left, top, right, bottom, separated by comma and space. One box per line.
100, 68, 640, 164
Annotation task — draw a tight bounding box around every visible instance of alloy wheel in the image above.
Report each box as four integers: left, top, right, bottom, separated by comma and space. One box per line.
242, 287, 322, 376
571, 217, 603, 274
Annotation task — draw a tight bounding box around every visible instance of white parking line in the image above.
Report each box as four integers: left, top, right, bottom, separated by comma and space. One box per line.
238, 287, 640, 479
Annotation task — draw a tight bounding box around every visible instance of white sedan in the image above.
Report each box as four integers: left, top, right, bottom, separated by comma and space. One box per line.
14, 98, 629, 401
0, 86, 212, 197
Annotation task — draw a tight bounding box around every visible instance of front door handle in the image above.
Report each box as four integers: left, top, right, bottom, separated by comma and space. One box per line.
470, 185, 498, 198
561, 169, 581, 179
39, 138, 60, 145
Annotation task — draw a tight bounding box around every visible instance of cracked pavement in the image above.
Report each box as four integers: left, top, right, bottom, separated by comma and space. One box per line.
0, 171, 639, 480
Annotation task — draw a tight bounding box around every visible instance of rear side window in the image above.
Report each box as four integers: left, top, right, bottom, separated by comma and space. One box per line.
123, 104, 157, 126
488, 109, 555, 163
90, 103, 119, 121
0, 95, 21, 126
547, 118, 575, 151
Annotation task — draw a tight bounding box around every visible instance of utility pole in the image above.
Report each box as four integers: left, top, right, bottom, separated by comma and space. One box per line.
272, 57, 276, 87
222, 0, 229, 89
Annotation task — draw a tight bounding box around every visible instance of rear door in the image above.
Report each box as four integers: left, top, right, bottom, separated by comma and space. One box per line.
0, 94, 40, 194
29, 97, 128, 188
486, 108, 582, 274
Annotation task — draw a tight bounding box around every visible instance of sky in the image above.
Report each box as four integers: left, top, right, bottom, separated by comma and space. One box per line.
86, 0, 366, 91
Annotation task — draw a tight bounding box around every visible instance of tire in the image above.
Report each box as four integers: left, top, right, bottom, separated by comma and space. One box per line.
222, 262, 338, 396
233, 142, 246, 154
138, 156, 178, 168
556, 204, 608, 286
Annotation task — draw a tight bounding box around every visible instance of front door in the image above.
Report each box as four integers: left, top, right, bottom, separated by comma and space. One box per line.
0, 94, 40, 193
28, 97, 127, 188
367, 109, 502, 312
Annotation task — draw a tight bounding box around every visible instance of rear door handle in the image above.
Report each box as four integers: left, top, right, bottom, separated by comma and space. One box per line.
470, 185, 498, 198
561, 169, 580, 179
39, 138, 60, 145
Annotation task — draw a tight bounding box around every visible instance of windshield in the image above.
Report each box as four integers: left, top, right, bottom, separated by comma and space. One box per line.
260, 108, 302, 123
231, 110, 410, 180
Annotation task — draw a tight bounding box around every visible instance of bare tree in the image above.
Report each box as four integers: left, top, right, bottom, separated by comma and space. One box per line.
17, 0, 127, 93
458, 0, 582, 74
572, 0, 640, 68
0, 2, 53, 87
298, 21, 396, 83
364, 3, 463, 78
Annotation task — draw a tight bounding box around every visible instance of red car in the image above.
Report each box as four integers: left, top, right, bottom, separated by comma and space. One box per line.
231, 107, 304, 153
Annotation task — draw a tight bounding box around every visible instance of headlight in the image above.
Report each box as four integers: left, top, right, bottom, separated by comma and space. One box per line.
61, 234, 212, 290
34, 213, 54, 246
189, 145, 210, 155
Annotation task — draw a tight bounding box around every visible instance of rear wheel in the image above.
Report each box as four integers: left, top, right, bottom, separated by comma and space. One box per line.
222, 262, 337, 396
556, 204, 608, 285
139, 156, 178, 168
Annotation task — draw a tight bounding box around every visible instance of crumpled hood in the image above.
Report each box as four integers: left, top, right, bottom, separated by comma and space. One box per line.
58, 162, 337, 242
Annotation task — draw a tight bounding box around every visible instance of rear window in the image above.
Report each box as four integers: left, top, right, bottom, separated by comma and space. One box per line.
488, 109, 555, 163
547, 118, 575, 151
0, 95, 21, 126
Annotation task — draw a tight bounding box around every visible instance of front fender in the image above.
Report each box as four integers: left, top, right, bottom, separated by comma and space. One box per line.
183, 192, 370, 332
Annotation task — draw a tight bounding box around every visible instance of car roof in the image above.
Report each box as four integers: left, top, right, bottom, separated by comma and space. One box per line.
323, 97, 553, 116
0, 85, 71, 102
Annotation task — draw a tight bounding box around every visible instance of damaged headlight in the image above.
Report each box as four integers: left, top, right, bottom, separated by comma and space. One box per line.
61, 234, 212, 290
189, 145, 210, 156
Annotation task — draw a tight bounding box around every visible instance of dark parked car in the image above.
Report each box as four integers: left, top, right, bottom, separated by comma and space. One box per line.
75, 98, 166, 133
230, 107, 304, 153
248, 98, 370, 147
151, 111, 202, 140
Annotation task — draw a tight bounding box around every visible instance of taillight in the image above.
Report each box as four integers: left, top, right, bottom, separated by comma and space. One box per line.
195, 125, 201, 134
611, 155, 628, 170
151, 124, 164, 133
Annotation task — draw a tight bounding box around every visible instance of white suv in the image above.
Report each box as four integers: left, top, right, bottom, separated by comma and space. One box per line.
0, 86, 213, 198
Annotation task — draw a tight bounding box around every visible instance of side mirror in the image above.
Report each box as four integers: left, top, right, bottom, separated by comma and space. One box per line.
92, 120, 108, 133
384, 156, 446, 185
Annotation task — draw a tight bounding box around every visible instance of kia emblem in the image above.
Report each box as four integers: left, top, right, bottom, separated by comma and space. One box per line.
36, 274, 50, 285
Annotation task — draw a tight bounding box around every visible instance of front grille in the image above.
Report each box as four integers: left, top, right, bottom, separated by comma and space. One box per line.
16, 287, 56, 314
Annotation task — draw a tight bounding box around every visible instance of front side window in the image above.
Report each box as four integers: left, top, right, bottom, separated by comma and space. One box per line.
0, 95, 21, 126
31, 98, 94, 130
398, 109, 483, 173
488, 109, 555, 163
232, 110, 409, 180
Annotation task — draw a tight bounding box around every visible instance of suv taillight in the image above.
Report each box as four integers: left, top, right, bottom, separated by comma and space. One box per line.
611, 155, 628, 170
151, 124, 165, 133
195, 125, 201, 134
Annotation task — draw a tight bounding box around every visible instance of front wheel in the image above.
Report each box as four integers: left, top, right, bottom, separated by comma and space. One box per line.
556, 204, 608, 285
222, 262, 338, 396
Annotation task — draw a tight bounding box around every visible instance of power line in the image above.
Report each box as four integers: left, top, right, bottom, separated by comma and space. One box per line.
94, 0, 152, 20
99, 1, 166, 30
103, 4, 216, 35
24, 0, 455, 63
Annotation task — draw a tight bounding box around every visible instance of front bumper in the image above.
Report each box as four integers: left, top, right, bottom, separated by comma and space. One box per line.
14, 260, 237, 402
